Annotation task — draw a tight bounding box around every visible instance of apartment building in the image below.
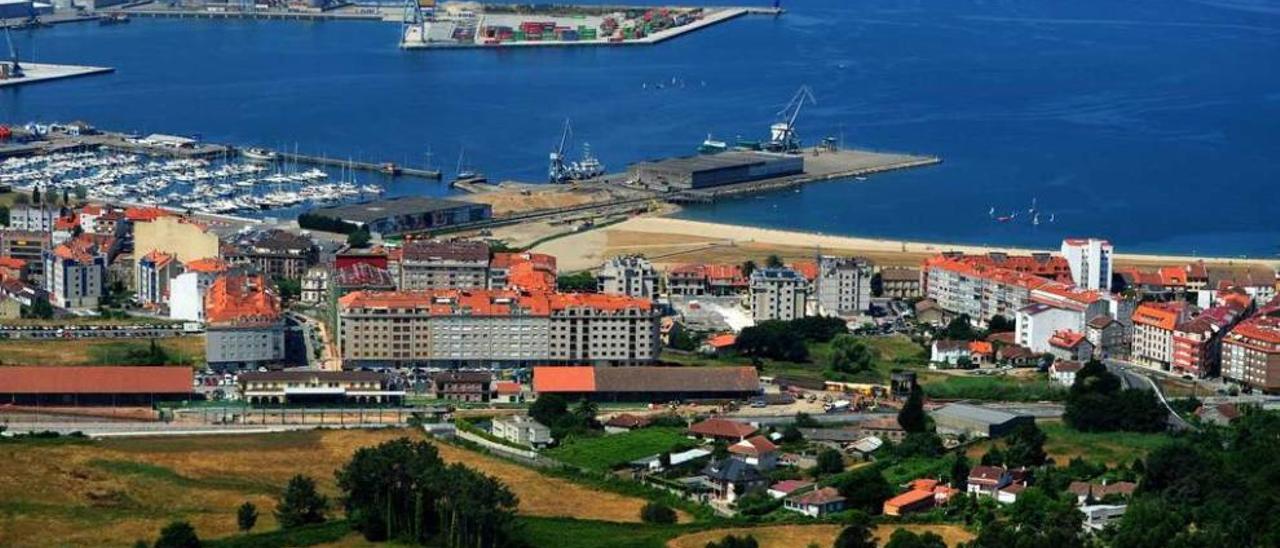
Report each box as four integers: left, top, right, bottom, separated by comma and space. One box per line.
8, 205, 58, 232
227, 229, 319, 281
666, 263, 747, 296
133, 215, 220, 264
815, 255, 873, 317
1222, 315, 1280, 392
169, 258, 231, 322
204, 275, 285, 370
1172, 304, 1245, 378
398, 240, 489, 290
879, 267, 922, 299
42, 236, 106, 309
1085, 316, 1127, 359
135, 250, 181, 307
924, 257, 1046, 327
1132, 302, 1192, 370
489, 251, 557, 293
1061, 238, 1114, 291
1, 229, 51, 280
597, 255, 658, 299
749, 267, 809, 322
337, 289, 660, 368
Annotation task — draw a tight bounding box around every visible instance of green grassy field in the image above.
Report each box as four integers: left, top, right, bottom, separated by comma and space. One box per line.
966, 421, 1173, 466
919, 374, 1067, 402
664, 334, 929, 385
547, 427, 692, 472
0, 336, 205, 366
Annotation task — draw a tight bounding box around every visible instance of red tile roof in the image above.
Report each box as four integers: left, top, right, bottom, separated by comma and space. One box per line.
493, 381, 522, 395
707, 333, 737, 349
1133, 302, 1187, 331
968, 341, 994, 356
884, 488, 934, 510
604, 413, 652, 429
339, 289, 653, 316
790, 486, 845, 505
204, 275, 281, 326
1048, 330, 1087, 349
729, 435, 778, 457
788, 261, 819, 282
770, 480, 813, 494
0, 366, 192, 394
532, 367, 597, 393
184, 257, 230, 274
124, 206, 175, 222
688, 417, 756, 440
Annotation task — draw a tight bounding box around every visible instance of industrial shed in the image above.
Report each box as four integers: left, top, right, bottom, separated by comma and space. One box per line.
0, 366, 193, 406
312, 197, 492, 236
628, 151, 803, 190
932, 403, 1034, 438
533, 366, 760, 402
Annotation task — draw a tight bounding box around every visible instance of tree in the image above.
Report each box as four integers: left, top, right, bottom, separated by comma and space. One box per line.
572, 398, 599, 428
835, 467, 892, 514
31, 185, 39, 205
1003, 422, 1047, 468
24, 296, 53, 320
236, 502, 258, 532
949, 454, 971, 489
893, 432, 944, 459
706, 534, 759, 548
736, 320, 809, 362
741, 260, 758, 278
829, 335, 874, 375
346, 228, 371, 248
640, 501, 677, 524
870, 272, 883, 297
556, 271, 597, 292
814, 448, 845, 475
794, 412, 819, 429
43, 187, 56, 207
275, 475, 328, 529
780, 424, 803, 444
275, 277, 301, 302
766, 254, 783, 268
153, 521, 200, 548
74, 185, 88, 200
529, 394, 569, 427
832, 510, 876, 548
0, 205, 8, 227
980, 447, 1005, 467
898, 384, 927, 433
986, 315, 1015, 334
884, 529, 946, 548
62, 188, 69, 206
1064, 359, 1167, 433
939, 315, 981, 341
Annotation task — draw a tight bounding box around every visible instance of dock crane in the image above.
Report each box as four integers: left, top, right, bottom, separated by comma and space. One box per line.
549, 119, 574, 183
767, 85, 816, 153
4, 28, 22, 79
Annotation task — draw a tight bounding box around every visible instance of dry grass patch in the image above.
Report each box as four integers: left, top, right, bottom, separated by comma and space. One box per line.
666, 523, 973, 548
0, 336, 205, 366
428, 439, 691, 524
0, 428, 413, 547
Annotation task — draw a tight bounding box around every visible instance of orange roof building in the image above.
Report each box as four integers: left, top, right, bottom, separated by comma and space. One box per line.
532, 366, 759, 402
1223, 316, 1280, 391
1132, 302, 1191, 369
205, 275, 282, 326
0, 366, 192, 405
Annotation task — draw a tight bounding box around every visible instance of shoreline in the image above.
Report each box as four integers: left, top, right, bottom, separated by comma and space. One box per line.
532, 214, 1278, 272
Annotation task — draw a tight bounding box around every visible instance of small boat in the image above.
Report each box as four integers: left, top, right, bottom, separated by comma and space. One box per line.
451, 147, 486, 187
995, 212, 1017, 223
380, 163, 401, 176
241, 147, 278, 163
99, 13, 130, 25
698, 134, 728, 155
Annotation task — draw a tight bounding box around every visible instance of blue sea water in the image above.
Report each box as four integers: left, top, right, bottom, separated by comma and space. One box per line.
1, 0, 1278, 257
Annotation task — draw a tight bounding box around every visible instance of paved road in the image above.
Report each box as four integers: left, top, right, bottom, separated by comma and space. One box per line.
3, 422, 399, 436
1105, 360, 1193, 431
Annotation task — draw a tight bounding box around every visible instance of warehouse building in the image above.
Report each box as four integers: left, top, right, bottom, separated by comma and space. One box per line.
931, 403, 1034, 438
532, 366, 760, 402
628, 151, 803, 191
0, 366, 193, 406
312, 197, 492, 237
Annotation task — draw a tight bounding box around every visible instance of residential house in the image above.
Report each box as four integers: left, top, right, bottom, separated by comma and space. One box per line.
931, 340, 969, 365
967, 465, 1013, 497
603, 413, 651, 434
914, 299, 949, 326
997, 483, 1027, 504
492, 381, 524, 404
701, 458, 768, 503
859, 417, 908, 443
666, 263, 748, 296
1049, 360, 1084, 387
883, 479, 957, 517
688, 417, 756, 442
768, 480, 813, 500
997, 344, 1040, 367
784, 487, 847, 517
1047, 330, 1093, 362
1080, 505, 1129, 531
701, 333, 737, 356
1068, 481, 1137, 505
728, 435, 779, 470
135, 250, 181, 308
492, 415, 553, 448
1085, 316, 1127, 359
432, 371, 493, 402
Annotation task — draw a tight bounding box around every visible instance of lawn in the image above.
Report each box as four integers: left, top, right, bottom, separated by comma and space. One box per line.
664, 334, 929, 385
966, 420, 1174, 466
546, 427, 691, 472
0, 336, 205, 366
918, 373, 1067, 402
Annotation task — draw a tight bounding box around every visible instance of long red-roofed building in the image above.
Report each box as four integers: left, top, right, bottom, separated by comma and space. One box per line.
338, 289, 660, 367
0, 366, 192, 406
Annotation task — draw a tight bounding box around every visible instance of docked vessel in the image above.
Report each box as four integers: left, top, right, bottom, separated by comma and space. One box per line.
548, 120, 606, 183
241, 147, 278, 163
698, 134, 728, 154
452, 148, 486, 187
99, 13, 130, 26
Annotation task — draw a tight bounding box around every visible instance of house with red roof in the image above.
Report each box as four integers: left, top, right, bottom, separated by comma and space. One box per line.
1048, 330, 1093, 362
883, 478, 959, 517
784, 487, 846, 517
136, 250, 181, 308
728, 435, 779, 469
767, 479, 813, 499
492, 381, 525, 404
688, 417, 757, 441
701, 333, 737, 356
603, 413, 651, 433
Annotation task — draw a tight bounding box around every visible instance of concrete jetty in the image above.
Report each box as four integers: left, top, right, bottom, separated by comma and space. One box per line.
274, 151, 442, 180
0, 63, 114, 89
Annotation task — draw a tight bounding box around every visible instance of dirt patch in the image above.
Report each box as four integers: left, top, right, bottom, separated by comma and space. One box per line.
666, 523, 974, 548
428, 439, 690, 524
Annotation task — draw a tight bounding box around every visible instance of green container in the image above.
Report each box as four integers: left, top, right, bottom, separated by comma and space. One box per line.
514, 30, 525, 40
542, 31, 556, 40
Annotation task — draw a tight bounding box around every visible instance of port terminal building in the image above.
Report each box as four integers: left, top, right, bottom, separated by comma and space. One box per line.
627, 151, 803, 191
312, 197, 492, 237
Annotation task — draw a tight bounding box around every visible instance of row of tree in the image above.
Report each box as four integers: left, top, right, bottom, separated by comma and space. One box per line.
1063, 360, 1167, 432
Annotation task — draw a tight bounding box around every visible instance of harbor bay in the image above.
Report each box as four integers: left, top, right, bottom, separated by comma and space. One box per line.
0, 0, 1277, 257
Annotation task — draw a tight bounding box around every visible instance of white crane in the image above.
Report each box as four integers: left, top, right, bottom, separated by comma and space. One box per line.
768, 85, 816, 153
549, 118, 573, 183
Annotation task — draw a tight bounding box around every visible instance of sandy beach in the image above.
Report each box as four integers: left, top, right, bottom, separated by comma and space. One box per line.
534, 216, 1278, 272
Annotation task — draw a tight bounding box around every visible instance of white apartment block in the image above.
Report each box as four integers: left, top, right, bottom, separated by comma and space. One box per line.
750, 267, 809, 322
1015, 303, 1080, 353
815, 255, 872, 317
597, 255, 658, 300
398, 240, 489, 290
1062, 238, 1114, 292
9, 205, 57, 232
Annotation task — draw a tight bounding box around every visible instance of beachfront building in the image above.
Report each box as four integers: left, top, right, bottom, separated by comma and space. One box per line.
1132, 301, 1192, 370
398, 240, 490, 290
665, 263, 748, 296
749, 267, 809, 322
1061, 238, 1114, 291
814, 255, 873, 317
1047, 330, 1093, 362
879, 267, 922, 299
1222, 315, 1280, 392
42, 236, 106, 309
597, 255, 659, 300
337, 289, 660, 368
204, 274, 285, 370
